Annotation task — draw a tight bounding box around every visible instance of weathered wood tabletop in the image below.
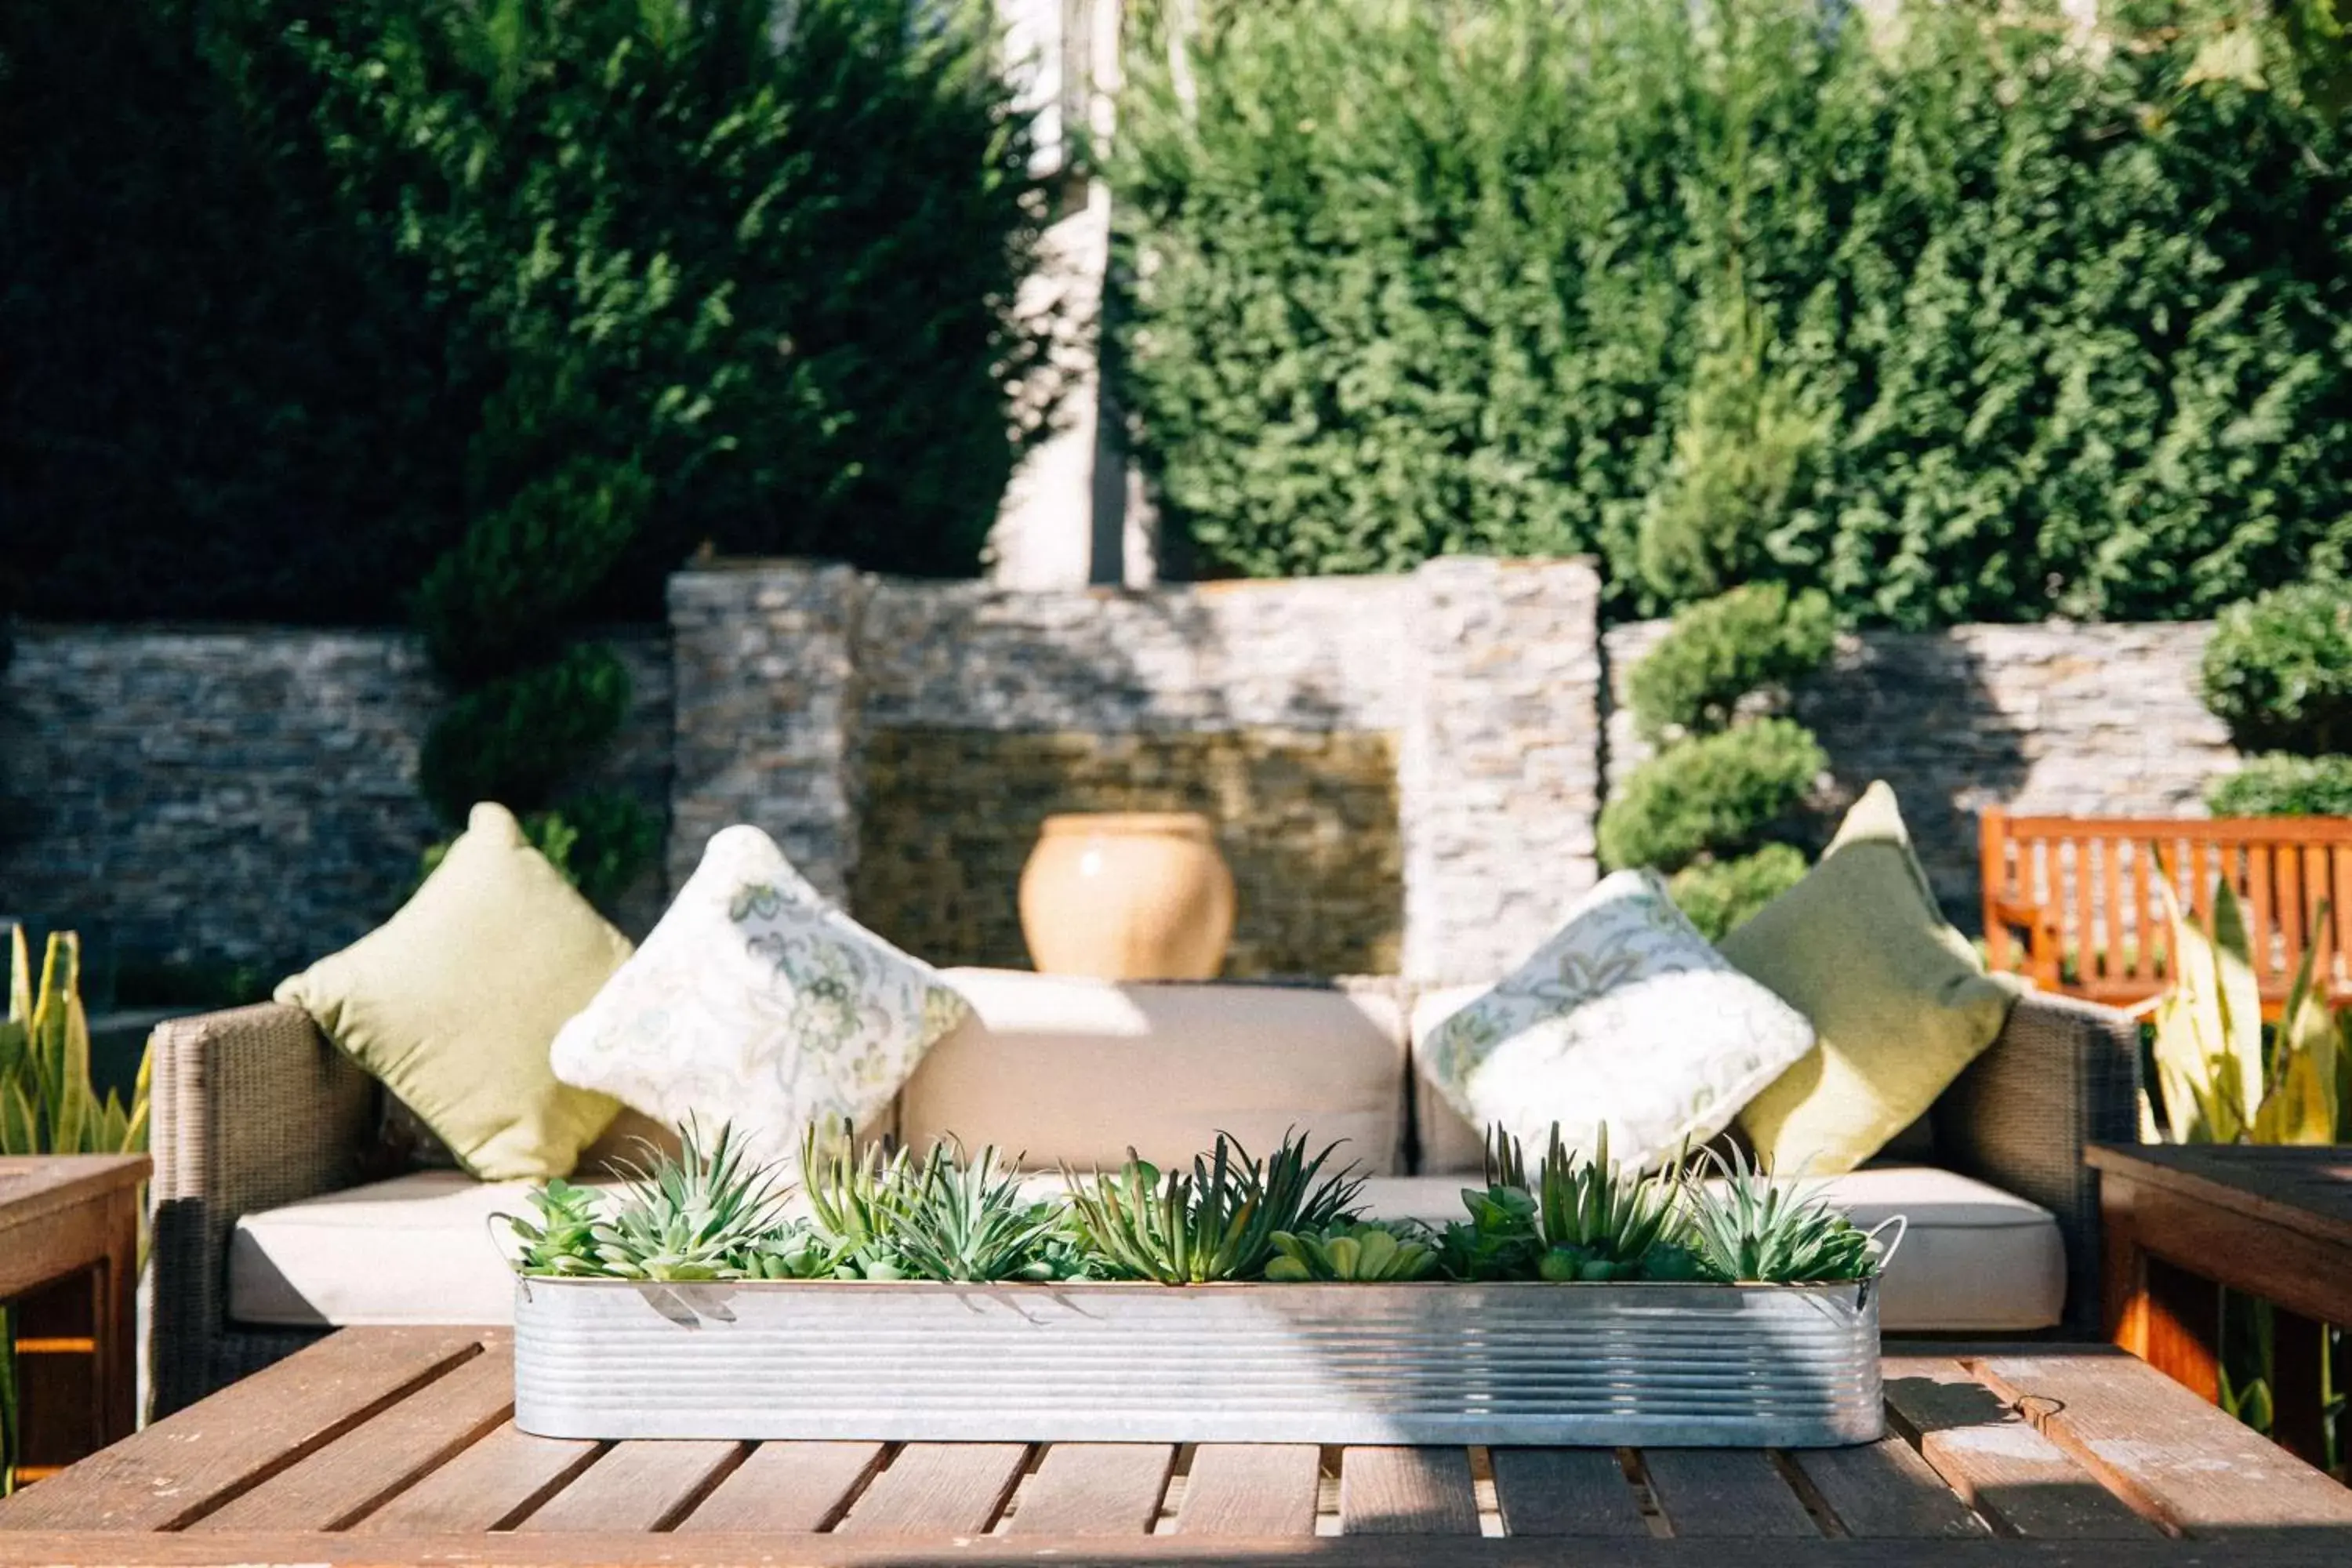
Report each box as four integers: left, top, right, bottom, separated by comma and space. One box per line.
3, 1327, 2352, 1564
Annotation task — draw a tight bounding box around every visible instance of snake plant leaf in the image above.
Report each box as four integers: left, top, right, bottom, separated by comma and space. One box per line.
2207, 881, 2265, 1132
2256, 916, 2339, 1145
6, 926, 28, 1037
0, 1079, 37, 1156
2151, 878, 2231, 1142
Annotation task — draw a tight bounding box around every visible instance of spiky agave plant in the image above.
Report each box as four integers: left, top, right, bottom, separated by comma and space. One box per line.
1530, 1123, 1682, 1280
889, 1141, 1072, 1283
1684, 1148, 1881, 1284
593, 1121, 789, 1281
798, 1118, 919, 1252
1064, 1131, 1363, 1283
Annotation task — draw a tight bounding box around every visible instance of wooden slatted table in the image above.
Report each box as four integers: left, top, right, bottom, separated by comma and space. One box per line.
5, 1327, 2352, 1563
2092, 1142, 2352, 1473
0, 1155, 149, 1480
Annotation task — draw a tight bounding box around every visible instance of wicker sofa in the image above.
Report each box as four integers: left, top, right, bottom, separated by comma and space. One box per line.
147, 975, 2140, 1417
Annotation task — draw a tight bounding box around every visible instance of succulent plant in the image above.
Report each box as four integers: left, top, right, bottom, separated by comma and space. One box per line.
1065, 1131, 1364, 1283
1439, 1181, 1541, 1280
504, 1178, 609, 1276
1684, 1148, 1881, 1283
799, 1118, 920, 1250
1531, 1123, 1681, 1269
888, 1142, 1073, 1283
1265, 1219, 1439, 1281
593, 1121, 789, 1281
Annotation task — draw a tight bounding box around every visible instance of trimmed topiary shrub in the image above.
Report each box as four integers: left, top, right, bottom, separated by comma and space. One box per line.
1668, 845, 1811, 944
1599, 719, 1827, 875
2199, 581, 2352, 757
1628, 585, 1837, 746
2207, 755, 2352, 818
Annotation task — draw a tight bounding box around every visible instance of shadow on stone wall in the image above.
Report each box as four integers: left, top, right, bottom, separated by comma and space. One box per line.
1792, 634, 2033, 933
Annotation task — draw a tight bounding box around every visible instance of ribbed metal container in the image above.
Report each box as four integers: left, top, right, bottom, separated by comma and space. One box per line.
512, 1277, 1882, 1446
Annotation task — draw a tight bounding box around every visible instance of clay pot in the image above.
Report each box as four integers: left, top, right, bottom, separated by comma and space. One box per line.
1018, 812, 1237, 980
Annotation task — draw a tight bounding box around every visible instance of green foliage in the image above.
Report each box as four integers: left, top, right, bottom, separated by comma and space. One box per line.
1113, 0, 2352, 621
500, 1119, 1893, 1292
416, 644, 634, 825
1062, 1132, 1364, 1283
7, 0, 1050, 620
885, 1144, 1073, 1284
1685, 1149, 1882, 1284
1669, 845, 1810, 942
1631, 585, 1837, 744
1599, 720, 1824, 873
2148, 880, 2345, 1144
412, 459, 652, 685
2207, 754, 2352, 816
2199, 582, 2352, 755
1265, 1220, 1440, 1281
0, 929, 150, 1160
1438, 1181, 1544, 1282
591, 1123, 790, 1281
1635, 304, 1826, 604
1529, 1124, 1680, 1278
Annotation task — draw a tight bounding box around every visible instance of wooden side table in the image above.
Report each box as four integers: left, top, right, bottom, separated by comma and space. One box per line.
2089, 1143, 2352, 1472
0, 1156, 150, 1481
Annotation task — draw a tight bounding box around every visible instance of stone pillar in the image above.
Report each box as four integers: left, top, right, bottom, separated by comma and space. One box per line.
666, 561, 867, 902
1400, 557, 1605, 983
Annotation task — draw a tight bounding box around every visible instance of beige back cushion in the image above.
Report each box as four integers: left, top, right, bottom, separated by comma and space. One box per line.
1410, 984, 1490, 1174
900, 969, 1408, 1174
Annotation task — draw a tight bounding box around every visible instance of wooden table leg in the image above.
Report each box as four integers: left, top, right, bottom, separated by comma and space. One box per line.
2272, 1306, 2330, 1472
2106, 1178, 2222, 1404
2143, 1256, 2223, 1405
96, 1188, 140, 1445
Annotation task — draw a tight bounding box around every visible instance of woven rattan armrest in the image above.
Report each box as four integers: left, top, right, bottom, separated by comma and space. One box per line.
147, 1002, 376, 1414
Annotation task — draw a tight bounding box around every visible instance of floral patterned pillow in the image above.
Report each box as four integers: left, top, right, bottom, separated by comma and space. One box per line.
1420, 869, 1815, 1172
550, 825, 971, 1167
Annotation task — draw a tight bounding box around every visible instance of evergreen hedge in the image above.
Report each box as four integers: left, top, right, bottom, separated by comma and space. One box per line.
4, 0, 1048, 624
1113, 0, 2352, 622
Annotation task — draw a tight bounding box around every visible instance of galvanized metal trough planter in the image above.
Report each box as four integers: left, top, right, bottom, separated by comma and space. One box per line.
511, 1276, 1883, 1447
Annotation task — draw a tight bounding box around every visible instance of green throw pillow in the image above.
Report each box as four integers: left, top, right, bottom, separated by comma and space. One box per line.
1726, 782, 2020, 1176
277, 802, 628, 1180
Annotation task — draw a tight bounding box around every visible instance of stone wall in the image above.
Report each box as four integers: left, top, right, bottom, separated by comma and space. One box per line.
0, 627, 671, 985
1602, 620, 2238, 924
5, 569, 2244, 990
669, 558, 1602, 982
855, 728, 1402, 977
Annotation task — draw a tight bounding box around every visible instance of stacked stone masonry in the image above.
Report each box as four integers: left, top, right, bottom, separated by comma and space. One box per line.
0, 627, 670, 985
1602, 620, 2239, 922
2, 564, 2245, 987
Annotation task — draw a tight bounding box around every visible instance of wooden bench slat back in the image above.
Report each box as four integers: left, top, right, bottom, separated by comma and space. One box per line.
1981, 811, 2352, 1016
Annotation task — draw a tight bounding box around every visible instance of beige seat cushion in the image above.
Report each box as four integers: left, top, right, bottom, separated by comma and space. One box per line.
230, 1163, 2057, 1334
901, 969, 1409, 1174
1348, 1164, 2063, 1333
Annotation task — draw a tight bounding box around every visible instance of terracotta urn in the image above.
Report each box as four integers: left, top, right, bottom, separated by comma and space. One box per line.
1018, 812, 1237, 980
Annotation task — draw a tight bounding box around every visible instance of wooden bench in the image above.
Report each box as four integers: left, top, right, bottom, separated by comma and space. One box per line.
1980, 809, 2352, 1018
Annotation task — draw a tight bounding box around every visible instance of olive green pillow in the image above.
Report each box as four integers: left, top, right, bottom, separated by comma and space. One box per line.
277, 802, 628, 1180
1727, 782, 2020, 1177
